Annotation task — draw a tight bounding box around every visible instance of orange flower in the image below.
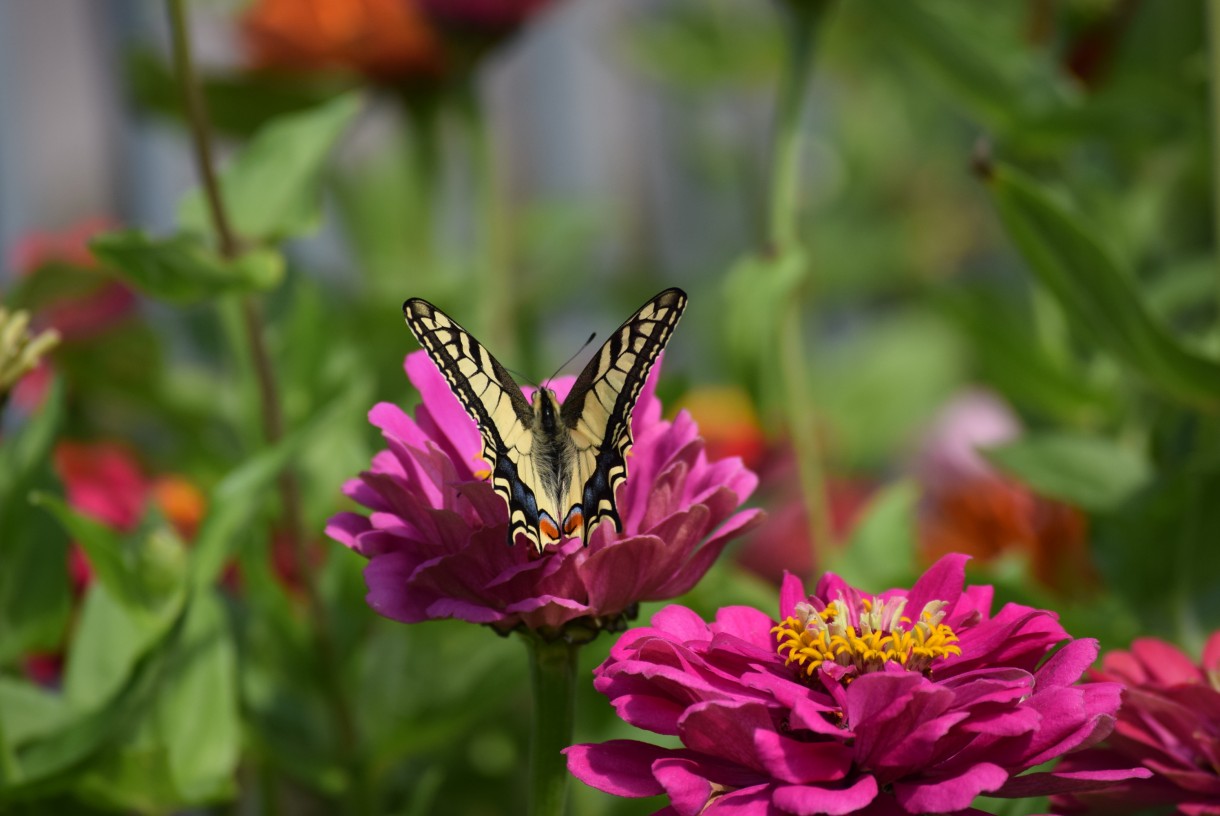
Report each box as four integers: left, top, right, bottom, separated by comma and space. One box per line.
918, 479, 1094, 595
241, 0, 446, 82
677, 385, 766, 470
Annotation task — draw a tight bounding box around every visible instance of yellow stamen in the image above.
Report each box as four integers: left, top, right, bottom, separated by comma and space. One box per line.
771, 595, 961, 681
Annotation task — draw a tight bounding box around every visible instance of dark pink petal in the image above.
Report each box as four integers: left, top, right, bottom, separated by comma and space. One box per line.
752, 729, 850, 784
905, 553, 968, 620
779, 572, 806, 619
1034, 638, 1098, 690
679, 700, 775, 772
564, 741, 670, 797
1129, 638, 1203, 685
703, 784, 779, 816
1203, 631, 1220, 673
652, 757, 716, 815
995, 765, 1154, 798
770, 775, 880, 815
326, 512, 371, 549
892, 763, 1008, 813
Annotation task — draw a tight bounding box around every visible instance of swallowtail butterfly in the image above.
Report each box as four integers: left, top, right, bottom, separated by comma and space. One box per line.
402, 288, 687, 554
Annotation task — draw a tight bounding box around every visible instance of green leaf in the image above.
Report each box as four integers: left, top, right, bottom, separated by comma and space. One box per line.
178, 92, 363, 242
984, 432, 1153, 512
0, 678, 71, 751
91, 230, 284, 303
2, 617, 169, 799
31, 495, 187, 622
157, 591, 239, 802
125, 47, 343, 138
189, 384, 365, 590
0, 380, 70, 663
827, 481, 918, 589
988, 165, 1220, 410
62, 584, 177, 714
936, 287, 1116, 424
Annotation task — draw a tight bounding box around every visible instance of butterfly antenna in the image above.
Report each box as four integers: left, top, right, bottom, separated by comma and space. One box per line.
506, 365, 539, 391
546, 332, 597, 385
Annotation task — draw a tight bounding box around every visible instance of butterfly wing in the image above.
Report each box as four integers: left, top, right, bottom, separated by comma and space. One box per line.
559, 287, 688, 542
402, 298, 547, 550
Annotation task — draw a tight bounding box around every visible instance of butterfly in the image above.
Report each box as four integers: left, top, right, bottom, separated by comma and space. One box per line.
402, 288, 687, 554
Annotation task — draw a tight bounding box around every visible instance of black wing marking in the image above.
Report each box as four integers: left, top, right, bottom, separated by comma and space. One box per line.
402, 298, 545, 550
559, 287, 688, 541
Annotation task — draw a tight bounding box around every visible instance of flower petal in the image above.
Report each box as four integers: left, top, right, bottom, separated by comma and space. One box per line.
892, 763, 1008, 813
770, 775, 880, 816
565, 740, 670, 797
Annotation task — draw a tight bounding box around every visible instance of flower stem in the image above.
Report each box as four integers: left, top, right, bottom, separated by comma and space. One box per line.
768, 1, 835, 562
523, 634, 579, 816
165, 2, 369, 811
458, 81, 515, 357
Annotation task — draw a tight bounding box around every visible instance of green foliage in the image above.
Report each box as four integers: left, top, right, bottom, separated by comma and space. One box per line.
989, 164, 1220, 411
5, 1, 1220, 813
984, 431, 1153, 512
178, 92, 364, 243
0, 381, 70, 664
90, 230, 284, 302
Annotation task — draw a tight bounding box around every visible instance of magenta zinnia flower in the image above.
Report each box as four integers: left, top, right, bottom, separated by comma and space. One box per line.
327, 350, 761, 639
1052, 633, 1220, 815
566, 554, 1148, 814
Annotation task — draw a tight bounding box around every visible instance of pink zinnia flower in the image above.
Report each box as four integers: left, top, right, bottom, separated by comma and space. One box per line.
1052, 634, 1220, 815
327, 350, 762, 639
566, 554, 1148, 814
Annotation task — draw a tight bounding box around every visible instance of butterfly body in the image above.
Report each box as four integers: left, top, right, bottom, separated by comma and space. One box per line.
403, 288, 687, 554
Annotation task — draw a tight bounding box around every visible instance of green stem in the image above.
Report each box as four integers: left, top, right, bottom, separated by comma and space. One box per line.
458, 81, 515, 357
523, 634, 580, 816
768, 1, 835, 560
399, 89, 443, 274
165, 3, 370, 812
1209, 0, 1220, 312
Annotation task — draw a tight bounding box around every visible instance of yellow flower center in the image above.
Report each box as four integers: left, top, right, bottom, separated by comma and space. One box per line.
771, 595, 961, 680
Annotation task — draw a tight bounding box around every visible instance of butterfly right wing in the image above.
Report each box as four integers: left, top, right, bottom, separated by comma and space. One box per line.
402, 298, 545, 550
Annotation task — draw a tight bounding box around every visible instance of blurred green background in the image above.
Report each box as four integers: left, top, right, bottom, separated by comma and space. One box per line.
2, 0, 1219, 813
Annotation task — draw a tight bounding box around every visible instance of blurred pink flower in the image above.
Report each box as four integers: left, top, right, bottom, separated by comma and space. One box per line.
915, 388, 1020, 492
7, 217, 136, 348
566, 555, 1147, 814
327, 350, 762, 639
1052, 634, 1220, 816
53, 441, 206, 593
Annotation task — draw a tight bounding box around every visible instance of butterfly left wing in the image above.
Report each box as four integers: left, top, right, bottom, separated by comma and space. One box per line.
403, 298, 551, 550
558, 287, 687, 542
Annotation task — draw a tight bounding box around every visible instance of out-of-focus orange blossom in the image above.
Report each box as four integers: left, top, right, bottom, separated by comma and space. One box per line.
678, 385, 767, 470
241, 0, 446, 82
915, 390, 1096, 596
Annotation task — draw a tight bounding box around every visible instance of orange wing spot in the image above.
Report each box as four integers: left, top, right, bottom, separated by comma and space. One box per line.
563, 509, 584, 536
539, 515, 560, 542
472, 454, 491, 480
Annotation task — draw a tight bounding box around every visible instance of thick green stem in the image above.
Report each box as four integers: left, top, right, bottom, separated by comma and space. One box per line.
1209, 0, 1220, 311
459, 82, 515, 358
523, 634, 579, 816
768, 2, 835, 560
165, 3, 369, 812
399, 90, 443, 274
